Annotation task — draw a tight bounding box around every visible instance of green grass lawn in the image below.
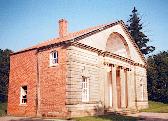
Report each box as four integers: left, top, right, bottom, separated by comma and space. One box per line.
73, 101, 168, 121
140, 101, 168, 113
0, 102, 7, 116
72, 114, 137, 121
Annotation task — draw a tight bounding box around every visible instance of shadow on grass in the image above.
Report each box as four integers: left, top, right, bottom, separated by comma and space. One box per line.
97, 114, 137, 121
73, 114, 138, 121
138, 117, 168, 121
9, 118, 54, 121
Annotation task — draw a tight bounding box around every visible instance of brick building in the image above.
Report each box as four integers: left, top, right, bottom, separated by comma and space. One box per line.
8, 19, 148, 118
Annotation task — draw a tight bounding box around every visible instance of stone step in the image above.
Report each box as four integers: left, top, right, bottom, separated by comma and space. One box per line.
105, 108, 139, 115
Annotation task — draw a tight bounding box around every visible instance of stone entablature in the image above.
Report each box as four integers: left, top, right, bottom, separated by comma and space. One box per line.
70, 41, 146, 68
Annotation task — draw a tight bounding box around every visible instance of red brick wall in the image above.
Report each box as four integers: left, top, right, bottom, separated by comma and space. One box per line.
38, 46, 68, 117
8, 50, 37, 116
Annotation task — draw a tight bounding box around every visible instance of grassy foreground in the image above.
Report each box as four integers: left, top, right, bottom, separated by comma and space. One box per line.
73, 101, 168, 121
0, 102, 7, 116
140, 101, 168, 113
73, 114, 137, 121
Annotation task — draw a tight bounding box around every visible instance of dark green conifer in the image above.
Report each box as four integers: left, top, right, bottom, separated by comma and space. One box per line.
127, 7, 155, 55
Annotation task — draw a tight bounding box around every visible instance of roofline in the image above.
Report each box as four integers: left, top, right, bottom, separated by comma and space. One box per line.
10, 40, 70, 56
10, 47, 38, 56
11, 20, 122, 56
68, 20, 146, 64
37, 20, 123, 51
119, 21, 147, 64
10, 20, 146, 65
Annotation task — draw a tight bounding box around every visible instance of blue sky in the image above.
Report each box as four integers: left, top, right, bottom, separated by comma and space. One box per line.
0, 0, 168, 54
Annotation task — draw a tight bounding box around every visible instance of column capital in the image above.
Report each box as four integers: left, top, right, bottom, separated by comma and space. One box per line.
111, 64, 117, 67
104, 62, 110, 66
126, 68, 131, 71
118, 66, 124, 69
109, 64, 117, 67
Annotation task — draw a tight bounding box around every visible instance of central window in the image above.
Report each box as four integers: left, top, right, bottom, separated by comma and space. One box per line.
82, 76, 89, 102
50, 51, 58, 66
20, 86, 27, 104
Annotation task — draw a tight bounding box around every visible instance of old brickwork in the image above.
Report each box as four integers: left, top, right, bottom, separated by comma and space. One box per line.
37, 46, 68, 117
8, 46, 68, 117
8, 50, 37, 116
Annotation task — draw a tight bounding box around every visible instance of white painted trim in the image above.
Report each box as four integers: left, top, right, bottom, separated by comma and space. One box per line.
82, 76, 89, 102
20, 86, 27, 105
49, 51, 58, 67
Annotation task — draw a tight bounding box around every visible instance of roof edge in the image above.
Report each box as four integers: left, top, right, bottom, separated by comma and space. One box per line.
10, 47, 38, 56
119, 21, 147, 64
11, 20, 122, 56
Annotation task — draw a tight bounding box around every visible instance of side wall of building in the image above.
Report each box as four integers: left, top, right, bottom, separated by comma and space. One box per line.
135, 66, 148, 109
37, 46, 68, 117
8, 50, 38, 116
66, 46, 104, 117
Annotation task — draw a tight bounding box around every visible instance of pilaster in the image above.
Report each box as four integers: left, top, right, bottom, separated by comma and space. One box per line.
127, 68, 136, 109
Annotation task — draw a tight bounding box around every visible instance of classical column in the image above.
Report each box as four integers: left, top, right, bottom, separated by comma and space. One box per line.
109, 71, 112, 107
104, 64, 110, 108
111, 64, 117, 110
120, 66, 126, 108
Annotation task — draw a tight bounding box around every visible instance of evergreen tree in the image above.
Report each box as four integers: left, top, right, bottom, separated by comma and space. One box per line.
0, 49, 12, 102
147, 51, 168, 103
127, 7, 155, 55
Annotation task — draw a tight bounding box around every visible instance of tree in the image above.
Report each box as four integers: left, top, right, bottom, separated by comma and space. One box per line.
127, 7, 155, 55
0, 49, 12, 102
147, 51, 168, 103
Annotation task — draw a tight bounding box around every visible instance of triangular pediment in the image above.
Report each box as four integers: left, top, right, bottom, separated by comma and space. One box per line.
78, 23, 146, 65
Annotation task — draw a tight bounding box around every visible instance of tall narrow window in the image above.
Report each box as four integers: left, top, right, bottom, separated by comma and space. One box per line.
82, 76, 89, 102
50, 51, 58, 66
20, 86, 27, 104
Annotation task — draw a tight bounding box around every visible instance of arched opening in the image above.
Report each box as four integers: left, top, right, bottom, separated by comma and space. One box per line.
106, 32, 130, 58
